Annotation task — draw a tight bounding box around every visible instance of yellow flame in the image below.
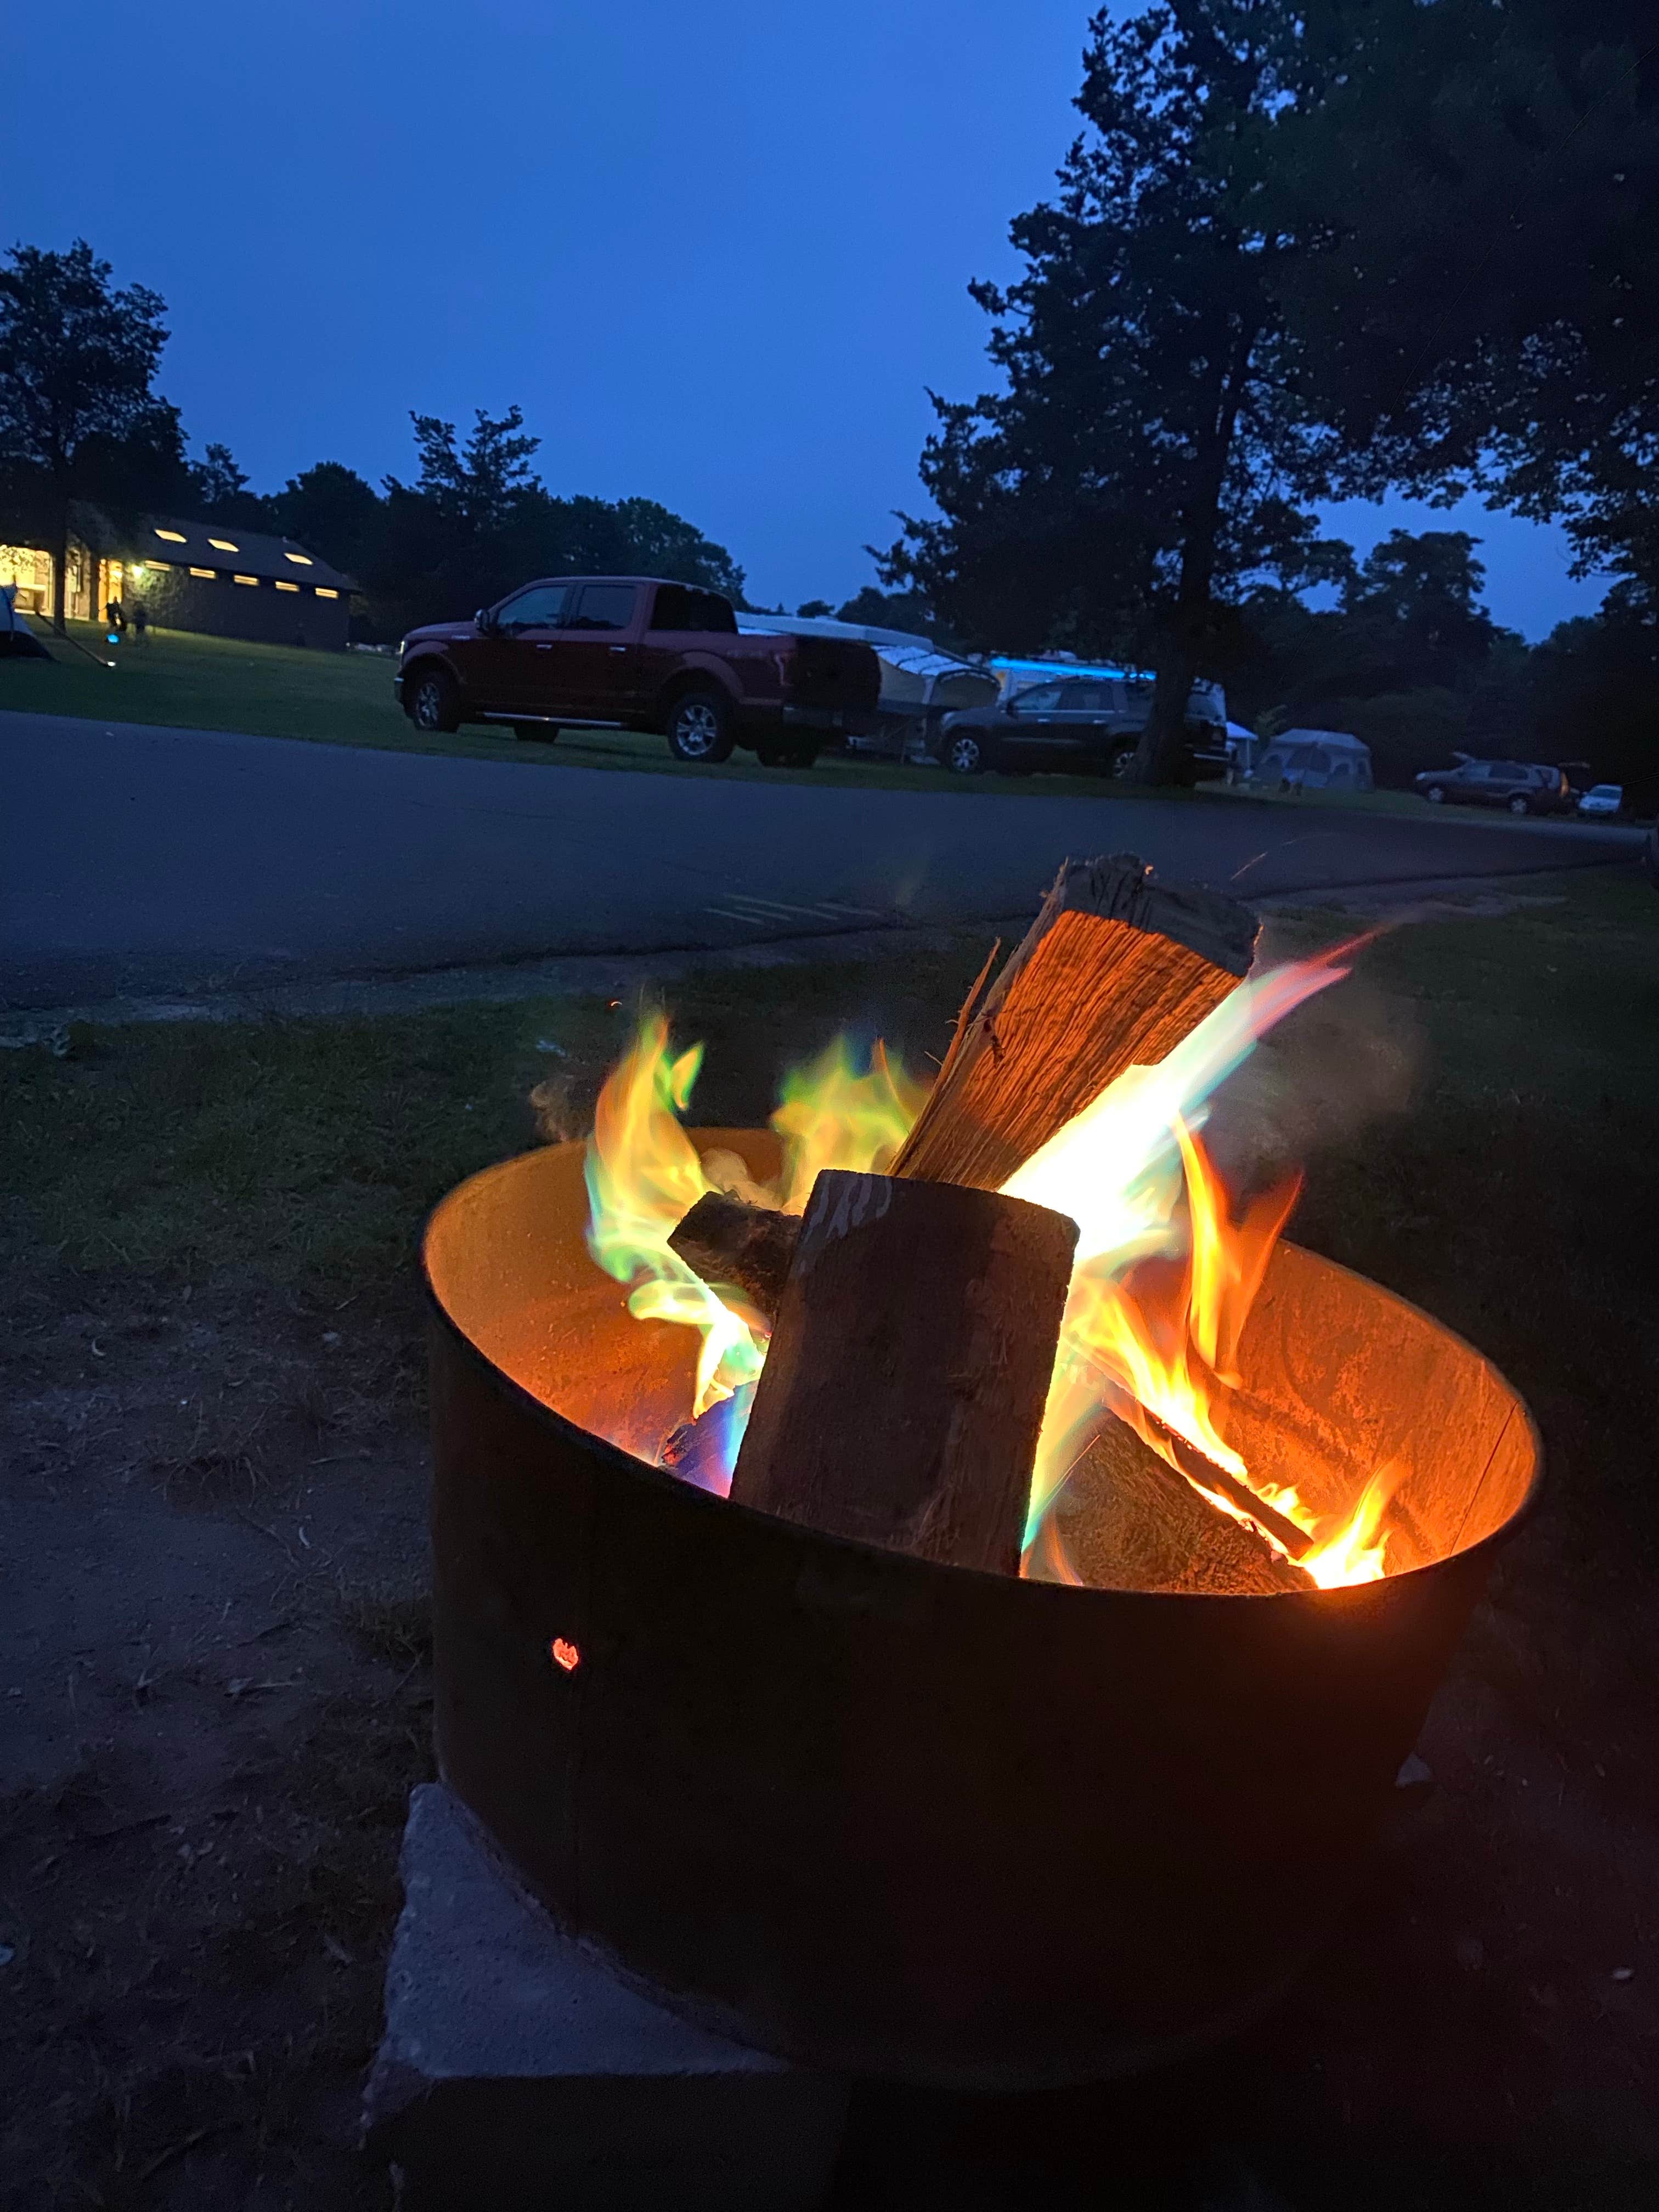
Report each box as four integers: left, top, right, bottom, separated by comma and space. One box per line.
583, 1012, 764, 1418
771, 1035, 928, 1213
584, 1013, 926, 1427
586, 939, 1398, 1588
1007, 943, 1397, 1586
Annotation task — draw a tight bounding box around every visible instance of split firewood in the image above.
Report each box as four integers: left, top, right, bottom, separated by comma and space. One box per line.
1057, 1414, 1312, 1597
669, 1191, 800, 1319
889, 854, 1259, 1193
730, 1170, 1077, 1576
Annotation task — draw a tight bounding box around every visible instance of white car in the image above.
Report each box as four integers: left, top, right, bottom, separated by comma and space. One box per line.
1577, 783, 1624, 817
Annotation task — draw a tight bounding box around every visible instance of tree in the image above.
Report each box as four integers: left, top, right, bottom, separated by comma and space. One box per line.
267, 461, 382, 575
882, 3, 1343, 782
607, 496, 744, 601
1266, 1, 1659, 601
398, 405, 542, 535
0, 241, 172, 631
187, 439, 268, 527
796, 599, 834, 619
836, 584, 938, 634
362, 410, 747, 637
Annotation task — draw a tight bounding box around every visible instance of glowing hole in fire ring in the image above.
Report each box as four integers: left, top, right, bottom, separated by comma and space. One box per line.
549, 1637, 581, 1674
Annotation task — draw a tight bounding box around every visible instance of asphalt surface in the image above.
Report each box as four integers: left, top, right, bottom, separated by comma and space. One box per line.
1, 709, 1640, 1008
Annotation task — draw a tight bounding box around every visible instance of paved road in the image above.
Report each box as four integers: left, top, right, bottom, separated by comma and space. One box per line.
1, 710, 1640, 1007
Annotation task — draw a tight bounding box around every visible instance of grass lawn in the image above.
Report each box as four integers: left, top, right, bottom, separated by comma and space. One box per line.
13, 620, 1630, 834
0, 618, 1167, 802
3, 863, 1657, 2205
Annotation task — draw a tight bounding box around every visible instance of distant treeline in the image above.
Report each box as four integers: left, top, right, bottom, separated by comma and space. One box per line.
0, 242, 743, 647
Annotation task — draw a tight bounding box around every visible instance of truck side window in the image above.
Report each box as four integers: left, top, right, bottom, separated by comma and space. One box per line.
498, 584, 570, 633
567, 584, 637, 631
650, 586, 737, 633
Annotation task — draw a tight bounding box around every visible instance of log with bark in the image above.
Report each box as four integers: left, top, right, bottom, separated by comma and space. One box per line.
669, 1191, 800, 1319
888, 853, 1258, 1193
729, 1170, 1077, 1576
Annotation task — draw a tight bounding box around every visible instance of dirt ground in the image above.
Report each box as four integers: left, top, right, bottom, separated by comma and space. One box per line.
3, 876, 1656, 2207
0, 1257, 431, 2209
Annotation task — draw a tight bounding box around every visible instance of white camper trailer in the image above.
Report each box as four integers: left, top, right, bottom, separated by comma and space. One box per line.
737, 614, 998, 759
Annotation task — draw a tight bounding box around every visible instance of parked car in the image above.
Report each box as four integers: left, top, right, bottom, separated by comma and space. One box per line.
395, 578, 881, 766
1577, 782, 1624, 818
1413, 759, 1571, 815
936, 675, 1228, 782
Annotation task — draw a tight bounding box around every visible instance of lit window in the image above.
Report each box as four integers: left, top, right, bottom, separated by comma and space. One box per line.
314, 586, 339, 599
189, 566, 216, 578
208, 537, 239, 552
154, 528, 187, 543
283, 551, 313, 566
275, 579, 300, 593
234, 574, 259, 586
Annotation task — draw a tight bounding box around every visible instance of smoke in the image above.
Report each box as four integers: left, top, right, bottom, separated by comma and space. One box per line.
1201, 924, 1420, 1197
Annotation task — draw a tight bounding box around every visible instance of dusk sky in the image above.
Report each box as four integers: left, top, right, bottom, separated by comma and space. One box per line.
5, 0, 1605, 636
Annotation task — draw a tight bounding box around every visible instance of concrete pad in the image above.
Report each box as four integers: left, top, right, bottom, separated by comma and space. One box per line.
365, 1782, 847, 2211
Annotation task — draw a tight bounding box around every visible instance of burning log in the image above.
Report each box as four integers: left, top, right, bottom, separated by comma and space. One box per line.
889, 854, 1258, 1192
668, 1190, 800, 1320
730, 1169, 1077, 1575
1058, 1415, 1312, 1598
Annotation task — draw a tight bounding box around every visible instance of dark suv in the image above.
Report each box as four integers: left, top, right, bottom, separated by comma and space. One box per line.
1414, 759, 1570, 815
936, 676, 1228, 782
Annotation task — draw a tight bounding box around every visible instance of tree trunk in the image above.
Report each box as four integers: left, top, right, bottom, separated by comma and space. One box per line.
1132, 626, 1204, 788
50, 509, 69, 635
1130, 321, 1258, 788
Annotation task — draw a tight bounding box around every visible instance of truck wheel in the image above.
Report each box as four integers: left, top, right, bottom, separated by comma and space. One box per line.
944, 732, 985, 775
514, 724, 557, 744
665, 690, 734, 764
408, 667, 460, 734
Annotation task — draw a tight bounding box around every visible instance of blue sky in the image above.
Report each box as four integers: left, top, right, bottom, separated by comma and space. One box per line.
4, 0, 1605, 636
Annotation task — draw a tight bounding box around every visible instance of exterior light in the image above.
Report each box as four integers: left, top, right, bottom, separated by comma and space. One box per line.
283, 551, 313, 566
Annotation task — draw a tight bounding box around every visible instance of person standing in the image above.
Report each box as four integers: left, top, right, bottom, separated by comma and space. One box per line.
105, 596, 126, 637
132, 599, 149, 644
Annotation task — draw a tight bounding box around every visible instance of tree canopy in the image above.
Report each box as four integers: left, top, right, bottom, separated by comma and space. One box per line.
0, 240, 180, 628
880, 2, 1363, 779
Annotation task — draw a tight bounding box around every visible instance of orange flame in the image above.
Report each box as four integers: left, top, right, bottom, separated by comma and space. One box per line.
1019, 1114, 1395, 1587
585, 939, 1401, 1589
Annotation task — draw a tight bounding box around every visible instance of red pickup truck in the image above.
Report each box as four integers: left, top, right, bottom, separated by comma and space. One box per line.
395, 576, 881, 766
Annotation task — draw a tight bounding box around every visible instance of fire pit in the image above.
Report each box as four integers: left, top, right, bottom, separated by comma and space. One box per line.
422, 1121, 1538, 2090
